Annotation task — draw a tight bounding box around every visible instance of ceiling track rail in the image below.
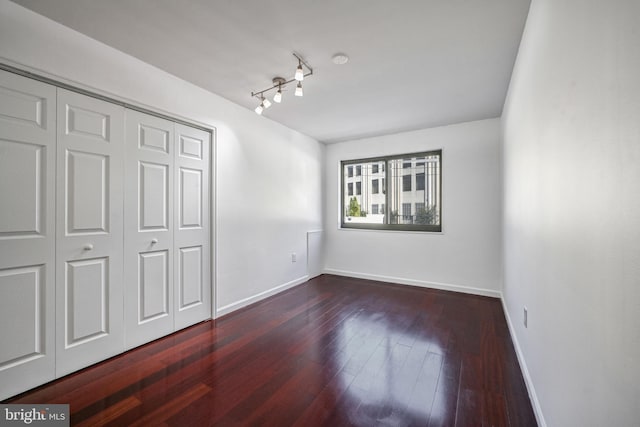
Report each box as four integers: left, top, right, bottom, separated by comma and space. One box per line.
0, 62, 214, 134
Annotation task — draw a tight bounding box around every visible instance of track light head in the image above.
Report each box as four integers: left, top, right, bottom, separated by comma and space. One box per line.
295, 63, 304, 81
255, 102, 264, 115
273, 88, 282, 103
263, 97, 272, 109
295, 81, 303, 97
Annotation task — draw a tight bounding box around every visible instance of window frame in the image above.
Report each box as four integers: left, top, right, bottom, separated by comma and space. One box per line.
340, 149, 442, 232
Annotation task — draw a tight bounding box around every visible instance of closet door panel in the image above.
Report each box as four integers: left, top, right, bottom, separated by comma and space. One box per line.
124, 110, 174, 349
65, 257, 109, 345
0, 71, 56, 400
179, 246, 203, 308
174, 124, 210, 329
56, 89, 124, 377
65, 150, 109, 233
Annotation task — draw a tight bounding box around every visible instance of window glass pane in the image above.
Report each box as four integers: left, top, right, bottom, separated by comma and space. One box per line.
416, 172, 425, 191
372, 164, 379, 174
402, 174, 412, 191
342, 160, 385, 225
389, 154, 440, 226
402, 203, 412, 222
348, 166, 353, 177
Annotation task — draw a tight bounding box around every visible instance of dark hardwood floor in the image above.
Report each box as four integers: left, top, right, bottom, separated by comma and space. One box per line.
6, 274, 537, 426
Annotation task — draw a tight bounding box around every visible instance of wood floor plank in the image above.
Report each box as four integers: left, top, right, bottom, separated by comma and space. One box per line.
75, 396, 142, 427
5, 275, 537, 426
128, 383, 211, 427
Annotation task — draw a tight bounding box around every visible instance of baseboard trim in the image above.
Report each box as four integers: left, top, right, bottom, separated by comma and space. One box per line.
215, 275, 309, 317
323, 268, 501, 298
500, 295, 547, 427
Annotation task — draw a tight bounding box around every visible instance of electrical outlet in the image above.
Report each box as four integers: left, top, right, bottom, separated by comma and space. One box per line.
523, 307, 528, 328
291, 253, 297, 263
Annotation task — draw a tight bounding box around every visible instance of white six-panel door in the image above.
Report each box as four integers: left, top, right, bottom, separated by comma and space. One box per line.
124, 110, 175, 349
55, 89, 125, 377
0, 71, 57, 400
174, 124, 211, 329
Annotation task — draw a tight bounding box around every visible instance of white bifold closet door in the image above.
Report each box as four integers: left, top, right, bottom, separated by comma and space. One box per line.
124, 113, 211, 348
55, 89, 125, 377
124, 110, 175, 349
174, 124, 210, 329
0, 71, 211, 399
0, 71, 56, 399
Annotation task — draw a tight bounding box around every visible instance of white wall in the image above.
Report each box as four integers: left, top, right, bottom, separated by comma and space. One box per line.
324, 119, 502, 296
0, 0, 324, 316
502, 1, 640, 426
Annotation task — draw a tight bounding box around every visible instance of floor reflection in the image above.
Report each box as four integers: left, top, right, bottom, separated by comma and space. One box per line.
324, 308, 448, 425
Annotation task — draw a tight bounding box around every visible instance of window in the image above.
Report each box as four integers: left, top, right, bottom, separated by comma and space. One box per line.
340, 150, 441, 231
402, 203, 412, 221
416, 172, 425, 191
402, 174, 412, 192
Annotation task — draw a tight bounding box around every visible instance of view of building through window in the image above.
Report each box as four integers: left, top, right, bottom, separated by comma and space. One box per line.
341, 151, 441, 231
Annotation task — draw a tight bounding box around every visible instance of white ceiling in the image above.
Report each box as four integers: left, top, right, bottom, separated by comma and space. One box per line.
12, 0, 530, 143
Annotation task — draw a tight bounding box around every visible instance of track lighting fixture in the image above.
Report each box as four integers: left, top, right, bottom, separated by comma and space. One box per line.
251, 53, 313, 115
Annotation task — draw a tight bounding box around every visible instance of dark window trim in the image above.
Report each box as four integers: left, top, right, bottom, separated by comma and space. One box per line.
340, 150, 442, 232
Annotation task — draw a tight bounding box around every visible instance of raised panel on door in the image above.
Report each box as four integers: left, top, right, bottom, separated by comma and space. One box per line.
66, 150, 109, 234
179, 246, 203, 309
0, 70, 56, 400
174, 124, 211, 329
124, 110, 174, 349
139, 250, 170, 322
65, 258, 109, 346
56, 89, 124, 377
